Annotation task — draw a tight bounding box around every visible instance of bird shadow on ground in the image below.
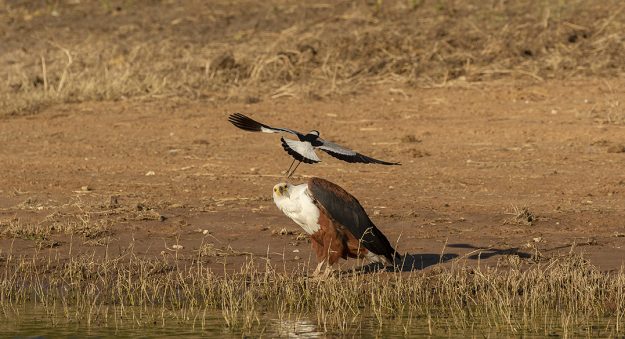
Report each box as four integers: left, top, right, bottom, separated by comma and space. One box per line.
395, 253, 460, 272
446, 243, 532, 260
344, 243, 533, 275
346, 252, 460, 275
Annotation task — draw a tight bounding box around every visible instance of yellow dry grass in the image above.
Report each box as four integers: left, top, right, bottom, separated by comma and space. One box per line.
1, 0, 624, 116
0, 249, 622, 336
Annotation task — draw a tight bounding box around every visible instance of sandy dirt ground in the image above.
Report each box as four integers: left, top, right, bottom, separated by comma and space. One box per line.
1, 1, 625, 274
1, 79, 624, 273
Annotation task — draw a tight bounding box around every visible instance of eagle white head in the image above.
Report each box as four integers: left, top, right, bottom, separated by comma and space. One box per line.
273, 182, 291, 199
272, 181, 320, 235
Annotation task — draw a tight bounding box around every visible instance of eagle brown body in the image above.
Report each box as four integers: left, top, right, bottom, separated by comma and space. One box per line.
273, 177, 400, 275
309, 204, 369, 266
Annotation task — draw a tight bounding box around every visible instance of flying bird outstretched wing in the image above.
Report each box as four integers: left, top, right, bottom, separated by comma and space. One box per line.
307, 177, 400, 263
228, 113, 302, 137
228, 113, 400, 175
317, 140, 400, 165
281, 137, 321, 164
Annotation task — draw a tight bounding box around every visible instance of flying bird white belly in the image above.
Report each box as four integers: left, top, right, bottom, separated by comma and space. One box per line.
228, 113, 400, 177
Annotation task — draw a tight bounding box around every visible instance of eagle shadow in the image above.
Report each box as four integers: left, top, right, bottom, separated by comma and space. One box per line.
395, 252, 460, 272
446, 243, 532, 260
348, 252, 459, 275
346, 243, 532, 275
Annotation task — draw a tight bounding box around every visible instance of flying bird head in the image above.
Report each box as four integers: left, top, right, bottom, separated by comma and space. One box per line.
273, 182, 290, 198
308, 130, 320, 137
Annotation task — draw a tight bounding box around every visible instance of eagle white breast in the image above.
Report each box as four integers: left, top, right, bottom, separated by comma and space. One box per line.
272, 182, 321, 235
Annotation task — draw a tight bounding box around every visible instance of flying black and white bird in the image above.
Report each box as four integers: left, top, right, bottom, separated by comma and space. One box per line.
228, 113, 400, 177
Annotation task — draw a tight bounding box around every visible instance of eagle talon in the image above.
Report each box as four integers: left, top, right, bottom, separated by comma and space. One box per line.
310, 264, 334, 280
312, 260, 325, 277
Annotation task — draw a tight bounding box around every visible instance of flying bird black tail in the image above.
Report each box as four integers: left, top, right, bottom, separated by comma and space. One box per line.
228, 113, 269, 132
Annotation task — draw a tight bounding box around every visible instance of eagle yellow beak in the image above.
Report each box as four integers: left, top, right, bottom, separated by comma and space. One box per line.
273, 184, 288, 196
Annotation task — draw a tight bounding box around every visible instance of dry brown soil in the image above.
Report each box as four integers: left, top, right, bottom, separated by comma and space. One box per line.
2, 80, 625, 273
1, 1, 625, 274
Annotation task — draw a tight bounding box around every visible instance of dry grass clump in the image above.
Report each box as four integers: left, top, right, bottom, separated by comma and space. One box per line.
504, 205, 537, 226
0, 219, 50, 242
0, 249, 622, 336
0, 195, 181, 248
196, 242, 247, 258
0, 198, 115, 247
1, 0, 625, 115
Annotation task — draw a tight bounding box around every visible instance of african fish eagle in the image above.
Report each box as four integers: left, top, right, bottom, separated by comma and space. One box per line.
273, 177, 401, 276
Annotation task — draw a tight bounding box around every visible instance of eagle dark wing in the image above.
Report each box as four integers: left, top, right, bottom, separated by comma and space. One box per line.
306, 177, 400, 263
317, 140, 400, 165
228, 113, 303, 137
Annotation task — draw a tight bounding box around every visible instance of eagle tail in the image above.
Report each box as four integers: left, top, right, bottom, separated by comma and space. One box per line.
387, 250, 403, 270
